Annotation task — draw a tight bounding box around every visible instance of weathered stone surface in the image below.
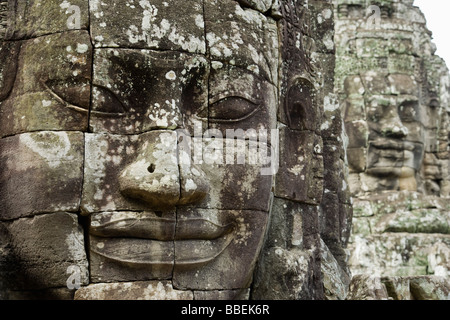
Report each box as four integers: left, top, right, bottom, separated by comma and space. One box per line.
336, 0, 450, 300
349, 233, 450, 277
275, 127, 324, 205
0, 212, 88, 293
81, 133, 272, 213
251, 246, 318, 300
205, 0, 279, 84
348, 191, 450, 278
6, 0, 89, 39
336, 0, 449, 196
81, 132, 180, 213
173, 209, 269, 290
90, 49, 208, 135
0, 41, 20, 101
0, 0, 354, 300
347, 275, 450, 300
89, 211, 176, 283
193, 289, 249, 300
208, 64, 277, 135
251, 197, 324, 300
0, 31, 92, 137
75, 281, 193, 300
0, 288, 75, 300
321, 239, 351, 300
346, 275, 390, 300
89, 0, 205, 53
0, 131, 84, 220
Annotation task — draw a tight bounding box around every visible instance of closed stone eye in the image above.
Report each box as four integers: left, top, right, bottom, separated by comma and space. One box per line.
209, 96, 260, 123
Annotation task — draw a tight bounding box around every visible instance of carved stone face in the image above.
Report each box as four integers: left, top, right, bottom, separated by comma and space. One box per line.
344, 72, 426, 192
82, 0, 280, 291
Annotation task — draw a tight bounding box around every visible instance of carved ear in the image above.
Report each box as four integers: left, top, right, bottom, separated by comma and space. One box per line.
285, 77, 316, 131
0, 41, 20, 101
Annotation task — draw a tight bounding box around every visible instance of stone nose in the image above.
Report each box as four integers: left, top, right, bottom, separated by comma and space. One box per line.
118, 131, 208, 209
381, 118, 409, 139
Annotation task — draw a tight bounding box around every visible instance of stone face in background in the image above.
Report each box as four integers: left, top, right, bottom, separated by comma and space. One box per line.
334, 0, 450, 299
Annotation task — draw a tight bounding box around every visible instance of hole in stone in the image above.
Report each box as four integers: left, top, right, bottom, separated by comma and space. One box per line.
147, 164, 156, 173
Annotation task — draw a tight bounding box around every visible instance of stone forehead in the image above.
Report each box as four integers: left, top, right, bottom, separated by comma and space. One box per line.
89, 0, 279, 82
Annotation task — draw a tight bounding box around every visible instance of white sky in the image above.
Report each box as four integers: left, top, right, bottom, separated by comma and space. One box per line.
414, 0, 450, 69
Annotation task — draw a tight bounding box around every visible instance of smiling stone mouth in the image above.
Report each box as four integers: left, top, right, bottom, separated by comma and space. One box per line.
370, 139, 415, 151
89, 211, 235, 267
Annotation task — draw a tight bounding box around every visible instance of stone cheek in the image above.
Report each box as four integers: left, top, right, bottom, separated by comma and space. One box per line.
0, 212, 89, 297
0, 131, 84, 220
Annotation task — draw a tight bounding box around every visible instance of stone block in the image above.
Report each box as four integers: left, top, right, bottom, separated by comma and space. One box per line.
208, 64, 277, 136
89, 0, 205, 53
0, 31, 92, 137
0, 131, 84, 220
0, 212, 88, 292
75, 281, 193, 300
251, 246, 319, 300
82, 132, 273, 213
90, 49, 208, 135
205, 0, 278, 84
6, 0, 89, 39
275, 127, 324, 205
347, 147, 367, 173
88, 211, 176, 283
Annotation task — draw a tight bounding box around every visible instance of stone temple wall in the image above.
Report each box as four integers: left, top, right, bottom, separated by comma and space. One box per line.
334, 0, 450, 299
0, 0, 352, 300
